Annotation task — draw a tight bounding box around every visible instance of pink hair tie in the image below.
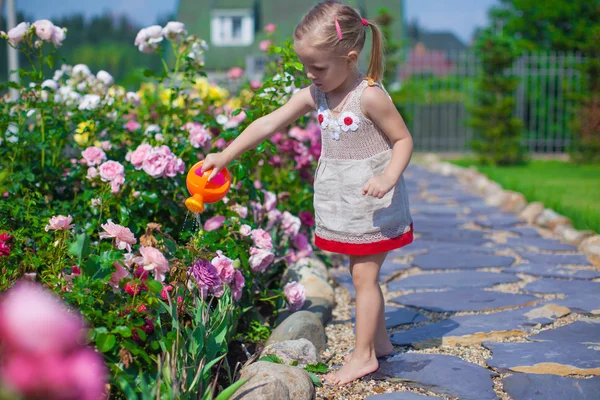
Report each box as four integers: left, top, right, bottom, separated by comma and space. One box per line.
334, 18, 343, 41
361, 18, 368, 27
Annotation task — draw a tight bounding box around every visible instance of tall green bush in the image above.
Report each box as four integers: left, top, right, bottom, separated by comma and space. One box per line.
468, 29, 526, 165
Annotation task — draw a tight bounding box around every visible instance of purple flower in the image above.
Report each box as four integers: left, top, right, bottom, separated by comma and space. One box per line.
189, 259, 223, 298
231, 270, 245, 301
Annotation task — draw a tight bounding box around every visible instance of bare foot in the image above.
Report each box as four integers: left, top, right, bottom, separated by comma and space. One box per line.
344, 341, 393, 362
325, 352, 379, 386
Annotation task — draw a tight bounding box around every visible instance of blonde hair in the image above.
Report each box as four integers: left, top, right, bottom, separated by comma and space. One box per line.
294, 0, 385, 83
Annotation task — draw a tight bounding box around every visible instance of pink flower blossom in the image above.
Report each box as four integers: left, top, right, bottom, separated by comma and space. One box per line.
211, 250, 235, 284
263, 190, 277, 211
250, 80, 262, 90
110, 174, 125, 194
259, 40, 272, 52
50, 26, 66, 47
142, 146, 184, 179
282, 211, 301, 238
184, 122, 211, 148
227, 67, 244, 80
124, 120, 141, 132
0, 233, 12, 257
231, 204, 248, 218
231, 270, 245, 301
204, 216, 226, 231
300, 211, 315, 227
284, 281, 306, 311
99, 221, 136, 252
81, 146, 106, 166
250, 229, 273, 250
239, 224, 252, 236
98, 160, 124, 182
293, 233, 313, 260
109, 262, 131, 291
266, 209, 282, 231
189, 259, 223, 298
249, 247, 275, 273
126, 143, 153, 169
33, 20, 54, 41
289, 126, 310, 142
0, 282, 86, 354
253, 179, 262, 189
86, 167, 98, 180
133, 246, 169, 282
214, 137, 227, 149
264, 23, 276, 33
45, 215, 74, 232
6, 22, 29, 46
164, 157, 185, 178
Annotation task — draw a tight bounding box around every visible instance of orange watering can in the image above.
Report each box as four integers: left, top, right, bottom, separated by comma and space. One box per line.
185, 161, 231, 213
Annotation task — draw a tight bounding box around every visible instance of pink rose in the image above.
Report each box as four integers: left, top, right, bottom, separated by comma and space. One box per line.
300, 211, 314, 227
253, 179, 262, 190
231, 270, 245, 301
204, 216, 226, 232
281, 211, 301, 238
211, 250, 235, 284
33, 19, 55, 41
6, 22, 30, 46
124, 120, 141, 132
284, 281, 306, 312
184, 122, 211, 149
98, 160, 124, 182
264, 24, 276, 33
249, 247, 274, 273
0, 282, 86, 354
239, 224, 252, 236
81, 146, 106, 166
250, 80, 262, 90
142, 149, 168, 178
45, 215, 74, 232
263, 190, 277, 212
99, 221, 137, 252
109, 262, 131, 291
289, 126, 310, 142
164, 157, 185, 178
126, 143, 153, 169
231, 204, 248, 219
226, 67, 244, 80
259, 40, 272, 52
110, 174, 125, 194
266, 209, 282, 231
50, 25, 66, 47
293, 233, 313, 260
86, 167, 98, 180
133, 246, 169, 282
250, 229, 273, 250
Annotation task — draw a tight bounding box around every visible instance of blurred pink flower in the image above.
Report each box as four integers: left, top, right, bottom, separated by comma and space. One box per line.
6, 22, 29, 46
253, 179, 262, 189
231, 270, 245, 301
45, 215, 74, 232
184, 122, 211, 148
0, 233, 11, 257
250, 229, 273, 250
264, 23, 276, 33
133, 246, 169, 282
250, 80, 262, 90
249, 247, 274, 273
110, 174, 125, 194
108, 262, 131, 291
99, 221, 136, 252
266, 209, 282, 231
98, 160, 124, 182
163, 21, 187, 40
86, 167, 98, 180
164, 157, 185, 178
211, 250, 235, 284
124, 120, 141, 132
126, 143, 153, 169
282, 211, 301, 238
204, 216, 226, 231
0, 282, 86, 354
284, 281, 306, 311
81, 146, 106, 167
300, 211, 315, 227
32, 19, 54, 41
293, 233, 313, 260
259, 40, 272, 52
227, 67, 244, 80
142, 146, 184, 179
214, 137, 227, 149
263, 190, 277, 211
50, 26, 66, 47
239, 224, 252, 236
231, 204, 248, 218
289, 126, 310, 142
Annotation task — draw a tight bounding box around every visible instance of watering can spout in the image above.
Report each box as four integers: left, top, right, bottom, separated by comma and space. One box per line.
185, 193, 205, 213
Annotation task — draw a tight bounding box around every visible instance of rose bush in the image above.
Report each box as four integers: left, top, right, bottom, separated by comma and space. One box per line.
0, 19, 322, 399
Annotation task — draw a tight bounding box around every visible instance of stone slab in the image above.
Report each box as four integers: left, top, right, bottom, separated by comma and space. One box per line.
508, 227, 542, 237
329, 268, 355, 300
505, 237, 577, 251
372, 353, 498, 400
390, 304, 566, 347
417, 229, 489, 246
387, 271, 520, 292
484, 341, 600, 375
351, 305, 429, 329
551, 295, 600, 314
476, 215, 522, 229
412, 252, 515, 270
506, 264, 600, 280
502, 373, 600, 400
524, 278, 600, 295
366, 393, 442, 400
529, 319, 600, 344
518, 251, 591, 266
390, 290, 538, 313
380, 260, 412, 282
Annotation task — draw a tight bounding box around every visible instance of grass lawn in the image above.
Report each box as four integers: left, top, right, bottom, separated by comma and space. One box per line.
450, 159, 600, 233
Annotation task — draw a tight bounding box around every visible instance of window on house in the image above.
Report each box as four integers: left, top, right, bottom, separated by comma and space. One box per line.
211, 10, 254, 46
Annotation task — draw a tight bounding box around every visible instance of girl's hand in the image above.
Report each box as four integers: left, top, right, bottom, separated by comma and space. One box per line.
362, 174, 396, 198
201, 152, 230, 181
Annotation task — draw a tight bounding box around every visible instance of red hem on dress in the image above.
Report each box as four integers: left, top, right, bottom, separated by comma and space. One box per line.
315, 223, 414, 256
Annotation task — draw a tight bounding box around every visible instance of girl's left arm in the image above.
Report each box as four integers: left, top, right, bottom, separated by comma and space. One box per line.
360, 86, 414, 198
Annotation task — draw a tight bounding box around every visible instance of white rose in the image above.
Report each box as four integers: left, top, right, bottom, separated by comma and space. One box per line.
162, 21, 186, 40
79, 94, 101, 111
50, 26, 66, 47
72, 64, 91, 78
7, 22, 30, 46
96, 70, 114, 86
33, 19, 55, 41
41, 79, 58, 91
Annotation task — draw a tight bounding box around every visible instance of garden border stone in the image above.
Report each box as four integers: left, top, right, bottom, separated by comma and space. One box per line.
422, 154, 600, 266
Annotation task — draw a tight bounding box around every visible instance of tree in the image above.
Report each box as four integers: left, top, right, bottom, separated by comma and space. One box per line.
374, 8, 402, 85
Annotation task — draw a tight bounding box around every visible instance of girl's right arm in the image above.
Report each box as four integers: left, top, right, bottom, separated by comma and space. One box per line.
201, 86, 316, 180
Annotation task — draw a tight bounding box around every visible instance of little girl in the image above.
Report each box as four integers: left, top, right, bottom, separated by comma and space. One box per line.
202, 0, 413, 386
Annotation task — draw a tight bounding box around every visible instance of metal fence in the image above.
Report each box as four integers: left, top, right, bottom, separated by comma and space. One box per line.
395, 48, 586, 153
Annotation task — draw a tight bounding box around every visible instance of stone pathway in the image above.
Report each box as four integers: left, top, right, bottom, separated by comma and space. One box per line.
326, 165, 600, 400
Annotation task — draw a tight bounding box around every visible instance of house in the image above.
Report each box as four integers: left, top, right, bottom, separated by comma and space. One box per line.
177, 0, 405, 75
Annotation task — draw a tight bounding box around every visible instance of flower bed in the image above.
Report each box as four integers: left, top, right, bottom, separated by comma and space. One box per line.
0, 20, 324, 399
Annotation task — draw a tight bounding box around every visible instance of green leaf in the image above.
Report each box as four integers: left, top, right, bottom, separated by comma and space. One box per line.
290, 360, 298, 367
307, 371, 322, 387
232, 108, 242, 116
258, 354, 283, 364
304, 362, 328, 374
96, 333, 116, 352
214, 378, 250, 400
68, 233, 90, 265
147, 279, 163, 294
143, 69, 156, 77
113, 326, 132, 338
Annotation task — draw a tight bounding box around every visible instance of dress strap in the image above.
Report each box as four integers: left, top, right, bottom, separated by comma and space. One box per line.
313, 85, 326, 111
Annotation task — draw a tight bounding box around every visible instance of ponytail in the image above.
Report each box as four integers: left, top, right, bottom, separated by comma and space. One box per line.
366, 20, 385, 83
